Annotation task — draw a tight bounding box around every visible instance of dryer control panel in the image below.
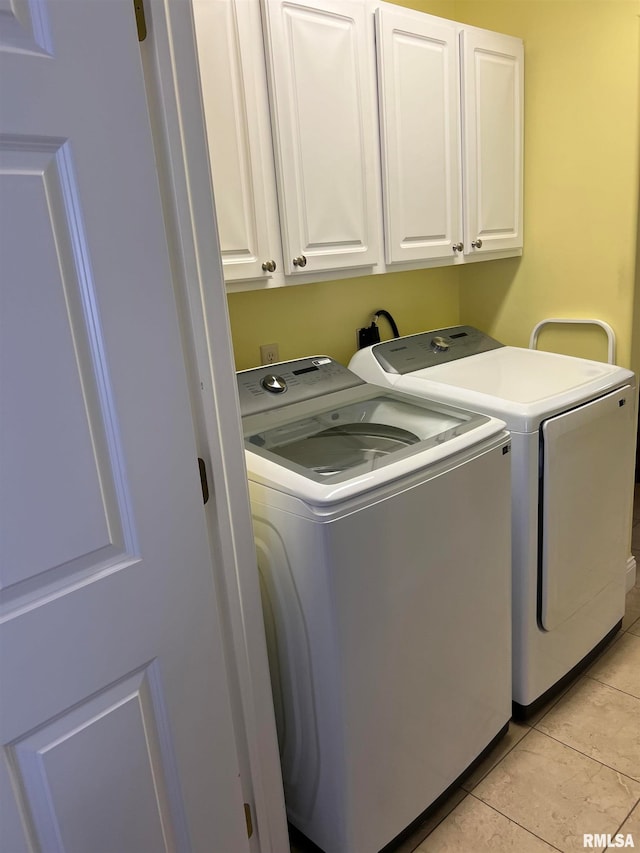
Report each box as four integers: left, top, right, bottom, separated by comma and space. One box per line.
237, 357, 364, 416
373, 326, 504, 375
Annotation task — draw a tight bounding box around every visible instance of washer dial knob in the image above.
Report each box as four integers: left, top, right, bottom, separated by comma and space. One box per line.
261, 374, 287, 393
430, 336, 450, 353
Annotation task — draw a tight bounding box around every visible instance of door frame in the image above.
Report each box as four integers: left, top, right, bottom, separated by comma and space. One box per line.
139, 2, 288, 850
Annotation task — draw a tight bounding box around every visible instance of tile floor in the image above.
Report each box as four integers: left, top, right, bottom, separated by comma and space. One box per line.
290, 487, 640, 853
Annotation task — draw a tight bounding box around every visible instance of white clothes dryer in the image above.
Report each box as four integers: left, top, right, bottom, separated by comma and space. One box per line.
237, 357, 512, 853
349, 326, 637, 719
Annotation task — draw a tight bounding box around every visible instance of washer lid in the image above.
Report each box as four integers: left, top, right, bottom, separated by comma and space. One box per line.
242, 387, 506, 503
245, 391, 485, 481
394, 347, 634, 431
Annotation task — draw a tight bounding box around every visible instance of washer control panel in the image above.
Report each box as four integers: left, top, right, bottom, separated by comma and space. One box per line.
238, 356, 364, 416
373, 326, 504, 375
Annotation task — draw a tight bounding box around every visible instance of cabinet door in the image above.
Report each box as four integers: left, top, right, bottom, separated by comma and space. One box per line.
461, 29, 524, 255
262, 0, 380, 274
375, 5, 462, 264
194, 0, 282, 282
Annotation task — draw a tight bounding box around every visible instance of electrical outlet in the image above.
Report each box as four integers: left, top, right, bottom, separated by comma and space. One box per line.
260, 343, 279, 365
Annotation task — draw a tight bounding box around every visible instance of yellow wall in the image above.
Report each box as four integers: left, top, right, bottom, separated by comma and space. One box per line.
632, 203, 640, 377
228, 268, 459, 370
456, 0, 640, 368
227, 0, 639, 370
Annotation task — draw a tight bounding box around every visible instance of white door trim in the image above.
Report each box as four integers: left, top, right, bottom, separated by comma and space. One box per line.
140, 2, 288, 850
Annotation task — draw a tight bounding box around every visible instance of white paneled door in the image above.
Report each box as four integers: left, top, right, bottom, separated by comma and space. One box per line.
0, 2, 250, 851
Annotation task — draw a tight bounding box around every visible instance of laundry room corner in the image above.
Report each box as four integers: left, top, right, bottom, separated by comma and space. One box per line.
456, 0, 640, 369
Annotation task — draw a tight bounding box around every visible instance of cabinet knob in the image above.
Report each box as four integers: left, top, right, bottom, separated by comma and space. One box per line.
292, 255, 307, 268
261, 260, 277, 272
471, 238, 483, 249
452, 242, 464, 253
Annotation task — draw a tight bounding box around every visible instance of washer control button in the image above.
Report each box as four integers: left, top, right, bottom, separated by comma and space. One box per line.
261, 374, 287, 393
431, 336, 450, 353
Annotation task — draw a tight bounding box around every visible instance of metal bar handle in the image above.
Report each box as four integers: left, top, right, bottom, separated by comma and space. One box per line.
529, 318, 616, 365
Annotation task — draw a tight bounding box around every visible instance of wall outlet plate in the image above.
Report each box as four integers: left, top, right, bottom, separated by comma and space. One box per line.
260, 343, 279, 365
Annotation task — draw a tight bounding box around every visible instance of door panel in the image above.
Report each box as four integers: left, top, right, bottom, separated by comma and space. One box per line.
1, 142, 128, 595
461, 28, 523, 254
10, 666, 182, 853
0, 1, 249, 849
375, 5, 461, 264
262, 0, 379, 273
0, 0, 53, 56
194, 0, 281, 282
540, 387, 634, 631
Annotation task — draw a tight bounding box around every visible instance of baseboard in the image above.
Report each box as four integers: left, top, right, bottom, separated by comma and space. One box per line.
626, 554, 637, 592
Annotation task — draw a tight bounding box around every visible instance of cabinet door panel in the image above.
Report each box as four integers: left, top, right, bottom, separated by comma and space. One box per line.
461, 29, 523, 254
194, 0, 281, 282
376, 5, 461, 264
262, 0, 379, 274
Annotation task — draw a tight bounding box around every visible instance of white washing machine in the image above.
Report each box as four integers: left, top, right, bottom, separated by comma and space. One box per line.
237, 357, 512, 853
350, 326, 637, 719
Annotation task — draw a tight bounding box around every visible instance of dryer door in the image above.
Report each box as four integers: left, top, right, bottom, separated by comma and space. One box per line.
539, 386, 635, 631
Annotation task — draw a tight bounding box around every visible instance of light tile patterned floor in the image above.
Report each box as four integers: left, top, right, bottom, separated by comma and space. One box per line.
290, 489, 640, 853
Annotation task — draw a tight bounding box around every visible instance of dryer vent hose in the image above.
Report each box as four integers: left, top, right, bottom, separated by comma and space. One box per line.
373, 309, 400, 339
356, 309, 400, 350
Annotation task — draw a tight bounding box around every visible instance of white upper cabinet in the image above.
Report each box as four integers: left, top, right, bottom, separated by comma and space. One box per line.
261, 0, 380, 275
374, 3, 523, 266
193, 0, 282, 283
375, 5, 462, 265
193, 1, 524, 288
461, 28, 524, 256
